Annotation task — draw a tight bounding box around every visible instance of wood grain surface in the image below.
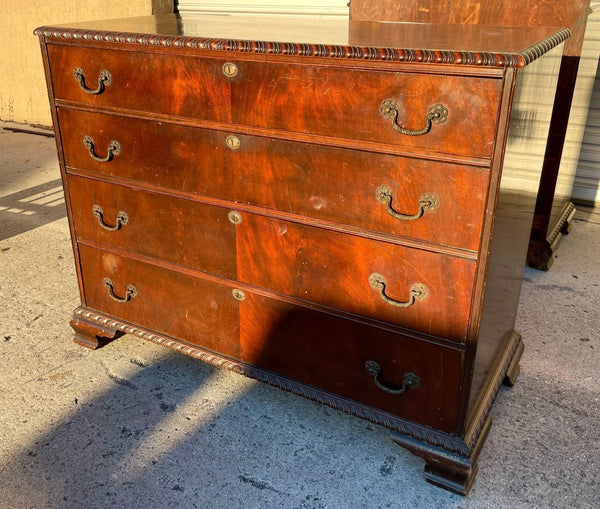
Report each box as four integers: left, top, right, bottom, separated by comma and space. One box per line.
59, 108, 489, 251
67, 175, 237, 278
78, 244, 241, 358
240, 290, 464, 433
48, 44, 503, 158
235, 213, 476, 341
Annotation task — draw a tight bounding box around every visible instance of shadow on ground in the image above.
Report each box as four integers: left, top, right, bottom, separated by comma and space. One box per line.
0, 179, 66, 240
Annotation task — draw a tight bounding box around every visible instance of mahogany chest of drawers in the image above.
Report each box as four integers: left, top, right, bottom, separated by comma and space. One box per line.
36, 15, 568, 495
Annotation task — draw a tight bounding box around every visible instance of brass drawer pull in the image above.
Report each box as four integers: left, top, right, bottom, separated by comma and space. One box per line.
83, 135, 121, 162
376, 186, 439, 221
365, 361, 420, 395
73, 67, 112, 95
369, 273, 428, 308
103, 278, 137, 303
380, 100, 448, 136
92, 205, 128, 231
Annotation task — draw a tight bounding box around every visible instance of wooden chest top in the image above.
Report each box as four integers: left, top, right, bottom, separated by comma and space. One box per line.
35, 13, 568, 67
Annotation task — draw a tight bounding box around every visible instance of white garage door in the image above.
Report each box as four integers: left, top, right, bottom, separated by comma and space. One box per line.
567, 5, 600, 205
575, 9, 600, 207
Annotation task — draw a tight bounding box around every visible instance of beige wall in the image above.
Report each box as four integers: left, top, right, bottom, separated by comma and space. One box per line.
0, 0, 173, 126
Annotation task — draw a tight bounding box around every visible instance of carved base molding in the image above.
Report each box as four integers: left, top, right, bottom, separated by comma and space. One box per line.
395, 331, 524, 495
71, 313, 124, 349
527, 201, 576, 271
391, 416, 491, 496
550, 201, 576, 241
70, 307, 524, 495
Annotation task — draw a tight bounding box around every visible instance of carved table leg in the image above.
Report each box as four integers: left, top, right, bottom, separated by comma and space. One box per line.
70, 314, 123, 350
526, 243, 554, 271
391, 416, 491, 496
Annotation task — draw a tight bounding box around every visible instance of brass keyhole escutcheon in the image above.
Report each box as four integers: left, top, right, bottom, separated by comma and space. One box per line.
226, 135, 241, 150
222, 62, 238, 78
228, 211, 243, 225
232, 289, 246, 301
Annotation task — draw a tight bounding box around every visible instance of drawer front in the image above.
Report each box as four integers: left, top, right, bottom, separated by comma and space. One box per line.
68, 175, 237, 278
48, 44, 501, 158
79, 242, 463, 433
59, 109, 489, 251
78, 244, 240, 357
236, 214, 475, 341
240, 291, 463, 433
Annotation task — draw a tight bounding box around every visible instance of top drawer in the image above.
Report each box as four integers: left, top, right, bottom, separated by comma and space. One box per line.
47, 44, 502, 159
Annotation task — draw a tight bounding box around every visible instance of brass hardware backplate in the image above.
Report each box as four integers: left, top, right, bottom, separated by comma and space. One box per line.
369, 273, 429, 308
92, 205, 128, 231
428, 104, 449, 124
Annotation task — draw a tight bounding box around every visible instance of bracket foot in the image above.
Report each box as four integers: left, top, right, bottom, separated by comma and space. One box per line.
70, 313, 123, 350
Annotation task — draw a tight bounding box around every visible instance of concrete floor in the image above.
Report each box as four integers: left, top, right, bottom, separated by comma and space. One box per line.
0, 121, 599, 509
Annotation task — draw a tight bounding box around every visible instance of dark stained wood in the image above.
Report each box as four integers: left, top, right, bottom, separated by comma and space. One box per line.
239, 291, 464, 433
70, 303, 469, 453
527, 55, 582, 270
58, 108, 490, 252
36, 14, 568, 64
392, 414, 491, 496
67, 174, 237, 278
37, 14, 567, 495
48, 44, 503, 159
70, 313, 124, 349
503, 339, 524, 387
236, 213, 476, 341
78, 244, 241, 358
466, 45, 564, 423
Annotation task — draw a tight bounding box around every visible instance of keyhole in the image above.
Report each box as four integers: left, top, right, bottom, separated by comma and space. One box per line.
226, 135, 241, 150
223, 62, 238, 78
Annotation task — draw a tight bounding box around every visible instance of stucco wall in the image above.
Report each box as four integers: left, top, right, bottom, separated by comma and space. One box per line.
0, 0, 173, 126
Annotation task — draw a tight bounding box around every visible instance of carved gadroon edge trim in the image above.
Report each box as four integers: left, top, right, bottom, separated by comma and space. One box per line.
518, 29, 571, 66
72, 306, 471, 457
34, 27, 570, 68
547, 202, 576, 247
464, 331, 523, 452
